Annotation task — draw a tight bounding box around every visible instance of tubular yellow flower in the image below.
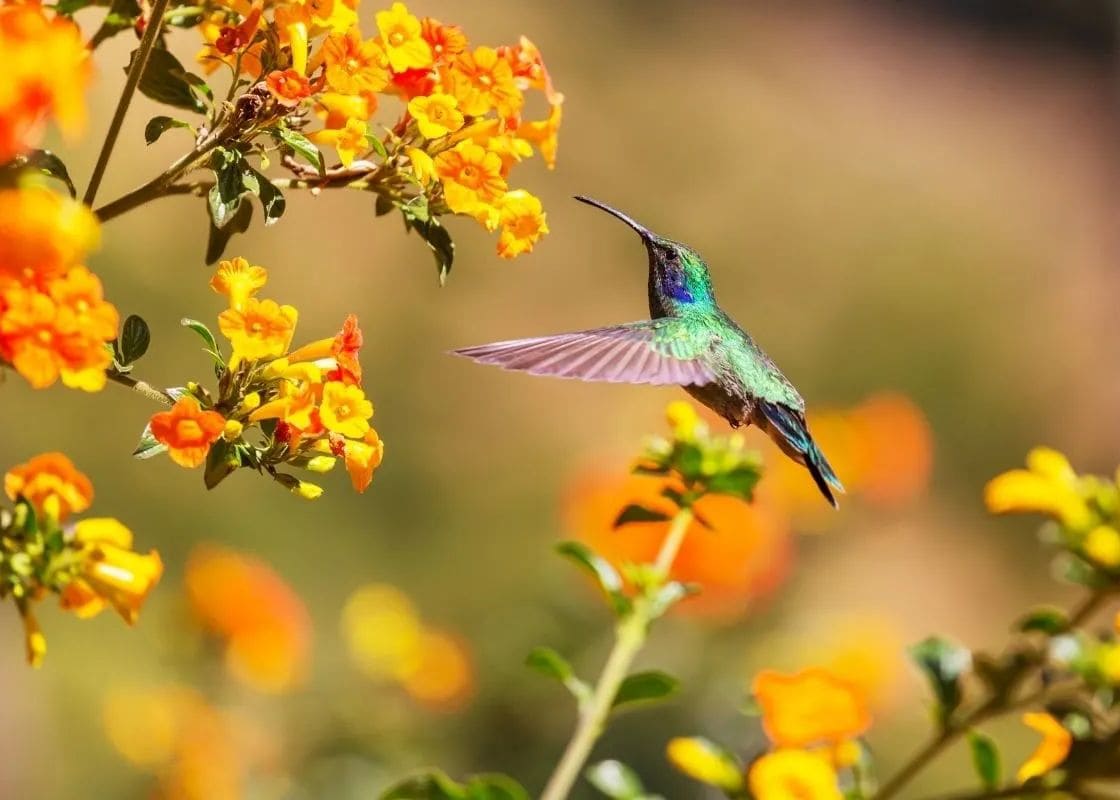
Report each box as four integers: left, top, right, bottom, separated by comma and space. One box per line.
517, 101, 562, 170
985, 470, 1092, 529
753, 668, 872, 748
218, 298, 298, 360
376, 2, 431, 72
408, 93, 464, 139
748, 750, 842, 800
496, 190, 548, 259
61, 518, 163, 625
209, 257, 267, 311
314, 117, 368, 167
319, 381, 373, 438
666, 737, 743, 792
1017, 712, 1071, 783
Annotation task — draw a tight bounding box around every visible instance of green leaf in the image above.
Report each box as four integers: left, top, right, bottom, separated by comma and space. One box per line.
203, 439, 240, 490
556, 541, 631, 616
205, 197, 253, 265
909, 636, 971, 725
366, 133, 388, 160
648, 581, 696, 619
55, 0, 98, 14
241, 165, 286, 225
271, 127, 324, 175
586, 760, 645, 799
181, 71, 213, 101
131, 46, 206, 113
132, 424, 168, 460
144, 115, 191, 145
181, 318, 220, 354
463, 775, 530, 800
967, 731, 1000, 790
208, 147, 246, 228
706, 465, 762, 499
525, 646, 591, 705
613, 503, 671, 528
380, 770, 467, 800
374, 193, 396, 217
87, 0, 140, 48
1016, 606, 1069, 636
612, 670, 679, 710
118, 314, 151, 366
16, 150, 76, 196
401, 201, 454, 284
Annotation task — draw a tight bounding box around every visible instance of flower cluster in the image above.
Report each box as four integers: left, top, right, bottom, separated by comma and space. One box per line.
342, 582, 475, 710
1, 453, 162, 666
194, 0, 560, 261
0, 2, 90, 163
142, 257, 383, 498
0, 186, 119, 390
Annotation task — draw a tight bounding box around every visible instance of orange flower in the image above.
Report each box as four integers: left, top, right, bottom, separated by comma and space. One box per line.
447, 46, 522, 118
4, 451, 92, 521
218, 297, 298, 360
565, 471, 792, 616
376, 2, 431, 72
0, 186, 100, 290
290, 313, 364, 383
1018, 712, 1071, 783
47, 265, 119, 342
60, 518, 163, 624
316, 91, 374, 129
209, 256, 267, 311
320, 27, 388, 95
517, 101, 562, 170
266, 68, 312, 107
185, 544, 312, 692
748, 750, 842, 800
343, 428, 384, 492
753, 668, 872, 748
496, 190, 548, 259
420, 17, 467, 65
149, 397, 227, 469
434, 140, 507, 219
500, 36, 563, 105
319, 380, 373, 438
399, 628, 474, 711
0, 4, 90, 162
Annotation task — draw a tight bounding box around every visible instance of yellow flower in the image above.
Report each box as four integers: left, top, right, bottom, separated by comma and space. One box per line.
223, 419, 244, 441
218, 298, 298, 360
60, 518, 163, 624
753, 668, 872, 748
408, 92, 464, 139
985, 447, 1093, 529
666, 737, 743, 792
517, 101, 562, 170
447, 46, 522, 118
406, 147, 436, 185
320, 27, 388, 95
292, 481, 323, 500
1017, 712, 1071, 783
209, 257, 267, 311
666, 401, 703, 442
314, 117, 368, 167
343, 583, 425, 681
434, 140, 506, 223
319, 380, 373, 438
344, 429, 384, 493
748, 750, 843, 800
398, 628, 474, 711
376, 2, 431, 72
1085, 525, 1120, 568
20, 608, 46, 667
496, 190, 548, 259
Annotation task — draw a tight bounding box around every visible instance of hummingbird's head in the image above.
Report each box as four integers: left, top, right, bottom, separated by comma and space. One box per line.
574, 195, 712, 305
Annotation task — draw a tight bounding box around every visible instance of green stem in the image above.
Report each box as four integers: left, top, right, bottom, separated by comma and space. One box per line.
106, 370, 174, 407
83, 0, 173, 206
538, 507, 695, 800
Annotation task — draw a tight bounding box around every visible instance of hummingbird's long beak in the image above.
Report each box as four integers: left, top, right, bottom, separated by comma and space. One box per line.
573, 195, 654, 242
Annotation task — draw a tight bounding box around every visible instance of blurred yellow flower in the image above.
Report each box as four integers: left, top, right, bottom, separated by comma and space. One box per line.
1084, 525, 1120, 568
985, 447, 1092, 529
60, 518, 163, 625
753, 668, 871, 748
666, 737, 743, 792
1017, 712, 1071, 783
748, 750, 842, 800
209, 257, 267, 311
399, 628, 474, 711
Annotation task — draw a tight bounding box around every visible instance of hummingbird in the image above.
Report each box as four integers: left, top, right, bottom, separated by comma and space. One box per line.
454, 196, 844, 507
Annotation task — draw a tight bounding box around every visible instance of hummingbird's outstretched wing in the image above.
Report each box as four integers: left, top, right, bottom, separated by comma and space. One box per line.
453, 320, 715, 386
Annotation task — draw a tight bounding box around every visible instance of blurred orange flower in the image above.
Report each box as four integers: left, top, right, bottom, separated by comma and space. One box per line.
150, 397, 227, 469
753, 668, 871, 748
0, 3, 90, 163
0, 187, 99, 289
4, 451, 93, 521
1017, 712, 1071, 783
60, 518, 163, 624
399, 628, 474, 711
564, 472, 791, 616
185, 544, 312, 693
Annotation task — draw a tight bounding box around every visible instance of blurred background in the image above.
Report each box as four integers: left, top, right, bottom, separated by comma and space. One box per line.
3, 0, 1120, 797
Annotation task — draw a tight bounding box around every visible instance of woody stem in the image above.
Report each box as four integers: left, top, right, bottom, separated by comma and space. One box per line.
106, 370, 175, 406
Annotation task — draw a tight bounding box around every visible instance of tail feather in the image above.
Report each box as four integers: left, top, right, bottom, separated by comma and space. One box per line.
758, 400, 845, 508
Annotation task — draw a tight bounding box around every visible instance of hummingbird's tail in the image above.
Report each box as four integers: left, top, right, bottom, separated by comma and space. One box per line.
757, 400, 845, 508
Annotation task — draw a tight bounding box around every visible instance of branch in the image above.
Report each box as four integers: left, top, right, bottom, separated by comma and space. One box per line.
106, 370, 174, 407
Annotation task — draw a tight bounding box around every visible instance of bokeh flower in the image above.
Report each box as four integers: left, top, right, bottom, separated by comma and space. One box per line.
149, 397, 227, 469
1017, 712, 1071, 783
666, 737, 744, 793
60, 518, 163, 624
0, 186, 99, 289
753, 668, 871, 748
4, 451, 93, 521
748, 749, 842, 800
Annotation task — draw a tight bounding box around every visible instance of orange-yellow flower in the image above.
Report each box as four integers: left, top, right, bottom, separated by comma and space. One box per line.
517, 101, 562, 170
4, 451, 93, 521
447, 46, 522, 118
266, 68, 312, 107
420, 17, 467, 65
500, 36, 564, 105
399, 628, 474, 711
406, 147, 436, 185
666, 737, 744, 793
149, 397, 227, 469
60, 518, 163, 624
0, 4, 90, 162
408, 92, 464, 139
320, 27, 388, 95
985, 447, 1092, 529
218, 297, 298, 360
1017, 712, 1071, 783
434, 140, 507, 220
313, 117, 368, 166
748, 750, 842, 800
287, 313, 363, 384
0, 187, 100, 289
376, 2, 431, 72
209, 256, 267, 311
185, 544, 312, 692
496, 190, 548, 259
344, 428, 384, 492
753, 668, 871, 748
47, 265, 119, 341
316, 91, 374, 129
319, 380, 373, 438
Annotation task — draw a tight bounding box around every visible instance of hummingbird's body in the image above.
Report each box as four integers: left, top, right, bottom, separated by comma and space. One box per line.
455, 197, 844, 506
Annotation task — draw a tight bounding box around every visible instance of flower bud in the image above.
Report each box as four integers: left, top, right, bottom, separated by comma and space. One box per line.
292, 481, 323, 500
223, 420, 244, 442
306, 456, 336, 473
239, 391, 261, 412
